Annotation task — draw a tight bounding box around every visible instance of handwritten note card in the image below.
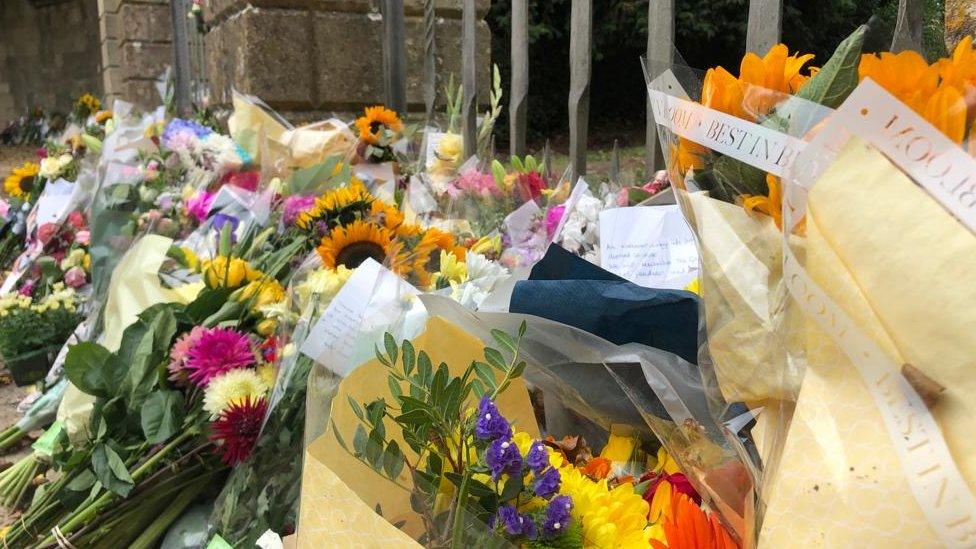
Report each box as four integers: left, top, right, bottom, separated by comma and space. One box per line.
599, 206, 699, 290
300, 259, 419, 376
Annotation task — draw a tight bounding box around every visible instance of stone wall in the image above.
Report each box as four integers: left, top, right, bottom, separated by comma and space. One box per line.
97, 0, 175, 109
0, 0, 103, 122
204, 0, 492, 120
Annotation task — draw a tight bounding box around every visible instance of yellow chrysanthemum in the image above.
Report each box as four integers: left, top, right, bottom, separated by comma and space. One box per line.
202, 256, 261, 289
257, 362, 277, 388
432, 250, 468, 289
4, 162, 39, 199
236, 278, 286, 310
203, 368, 269, 416
316, 220, 396, 270
558, 465, 653, 548
355, 106, 403, 145
296, 265, 353, 306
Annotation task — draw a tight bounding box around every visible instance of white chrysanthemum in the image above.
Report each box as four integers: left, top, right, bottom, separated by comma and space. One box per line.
203, 369, 269, 416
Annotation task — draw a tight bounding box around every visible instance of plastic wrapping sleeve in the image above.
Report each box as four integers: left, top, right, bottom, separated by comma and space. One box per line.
760, 79, 976, 548
295, 289, 748, 545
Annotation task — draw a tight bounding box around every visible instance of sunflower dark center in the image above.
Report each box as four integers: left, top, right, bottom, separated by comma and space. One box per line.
369, 121, 384, 134
336, 241, 387, 269
425, 250, 442, 273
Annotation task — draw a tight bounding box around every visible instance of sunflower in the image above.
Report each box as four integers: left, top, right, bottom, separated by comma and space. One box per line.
295, 180, 374, 230
410, 227, 465, 286
4, 162, 39, 200
369, 199, 404, 231
355, 106, 403, 145
316, 220, 397, 270
739, 44, 816, 118
858, 50, 939, 114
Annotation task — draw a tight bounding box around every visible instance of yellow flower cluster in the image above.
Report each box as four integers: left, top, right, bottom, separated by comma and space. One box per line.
202, 256, 261, 289
75, 93, 101, 115
60, 248, 91, 272
0, 284, 80, 316
557, 466, 654, 548
3, 162, 39, 200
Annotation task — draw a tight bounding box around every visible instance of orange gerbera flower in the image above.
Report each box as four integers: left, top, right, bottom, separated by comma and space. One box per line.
650, 489, 739, 549
858, 50, 940, 113
355, 106, 403, 145
739, 44, 815, 118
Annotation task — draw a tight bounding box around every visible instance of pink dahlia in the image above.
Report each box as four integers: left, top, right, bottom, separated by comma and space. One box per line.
168, 325, 208, 383
183, 327, 255, 386
209, 397, 267, 465
544, 205, 566, 238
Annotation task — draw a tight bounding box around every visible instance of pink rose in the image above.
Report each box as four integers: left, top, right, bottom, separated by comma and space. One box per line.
37, 223, 58, 245
67, 211, 86, 230
64, 266, 87, 288
74, 230, 90, 245
0, 199, 9, 219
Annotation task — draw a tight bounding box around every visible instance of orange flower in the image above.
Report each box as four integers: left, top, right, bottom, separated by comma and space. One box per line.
858, 50, 940, 113
743, 173, 782, 228
938, 36, 976, 91
580, 457, 611, 480
701, 66, 747, 119
355, 106, 403, 145
649, 490, 740, 549
739, 44, 816, 117
921, 84, 968, 143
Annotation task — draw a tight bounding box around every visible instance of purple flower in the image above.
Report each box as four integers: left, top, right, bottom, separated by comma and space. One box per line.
186, 191, 215, 223
540, 495, 573, 539
211, 213, 240, 234
492, 505, 537, 540
486, 438, 522, 481
475, 397, 511, 441
282, 194, 316, 226
162, 118, 212, 148
526, 440, 549, 473
533, 467, 561, 499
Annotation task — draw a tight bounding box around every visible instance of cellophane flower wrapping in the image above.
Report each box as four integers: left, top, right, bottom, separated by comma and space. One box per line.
295, 291, 739, 547
760, 50, 976, 546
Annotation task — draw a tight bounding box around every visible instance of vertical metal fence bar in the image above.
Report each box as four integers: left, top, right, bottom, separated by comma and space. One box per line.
568, 0, 592, 183
169, 0, 192, 115
381, 0, 407, 113
461, 0, 477, 160
509, 0, 529, 158
645, 0, 674, 174
746, 0, 783, 54
423, 0, 437, 123
891, 0, 924, 52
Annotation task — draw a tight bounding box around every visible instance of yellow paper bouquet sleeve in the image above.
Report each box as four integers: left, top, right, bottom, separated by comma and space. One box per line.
296, 316, 539, 546
759, 140, 976, 547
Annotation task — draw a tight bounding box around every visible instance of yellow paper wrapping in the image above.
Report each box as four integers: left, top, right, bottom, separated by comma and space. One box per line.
227, 94, 355, 170
682, 192, 802, 403
759, 143, 976, 546
57, 235, 202, 442
297, 316, 539, 546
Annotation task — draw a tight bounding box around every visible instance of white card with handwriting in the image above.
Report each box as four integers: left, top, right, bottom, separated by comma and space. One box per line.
599, 206, 698, 290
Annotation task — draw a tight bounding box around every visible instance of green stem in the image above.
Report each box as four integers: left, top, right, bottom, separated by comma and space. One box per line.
449, 471, 472, 549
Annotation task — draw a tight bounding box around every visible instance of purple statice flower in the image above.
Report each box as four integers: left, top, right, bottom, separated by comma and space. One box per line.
162, 119, 212, 148
282, 194, 316, 226
486, 438, 522, 481
540, 495, 573, 539
475, 396, 511, 441
533, 467, 561, 499
525, 440, 549, 473
492, 505, 537, 540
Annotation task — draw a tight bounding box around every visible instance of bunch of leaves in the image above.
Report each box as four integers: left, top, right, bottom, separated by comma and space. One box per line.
336, 322, 529, 547
0, 297, 84, 359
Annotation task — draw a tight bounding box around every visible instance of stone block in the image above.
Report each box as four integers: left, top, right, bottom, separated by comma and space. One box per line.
121, 41, 173, 79
120, 3, 173, 43
102, 66, 126, 97
99, 11, 120, 41
100, 37, 122, 68
206, 8, 314, 107
123, 78, 164, 108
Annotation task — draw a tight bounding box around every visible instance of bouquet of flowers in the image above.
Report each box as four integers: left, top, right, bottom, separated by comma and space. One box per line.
0, 284, 84, 386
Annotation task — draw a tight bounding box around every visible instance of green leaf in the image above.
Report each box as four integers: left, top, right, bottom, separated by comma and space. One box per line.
473, 362, 496, 391
401, 340, 416, 376
184, 287, 234, 324
140, 390, 184, 444
417, 351, 432, 383
709, 155, 768, 200
382, 441, 405, 479
366, 399, 386, 427
348, 396, 365, 422
374, 344, 391, 367
794, 25, 866, 109
511, 361, 526, 379
64, 342, 117, 398
388, 377, 403, 398
66, 469, 96, 492
332, 422, 349, 452
483, 348, 506, 370
353, 425, 368, 458
92, 443, 134, 497
395, 408, 434, 425
627, 187, 654, 204
489, 329, 515, 354
384, 333, 398, 367
366, 429, 385, 468
498, 474, 523, 503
